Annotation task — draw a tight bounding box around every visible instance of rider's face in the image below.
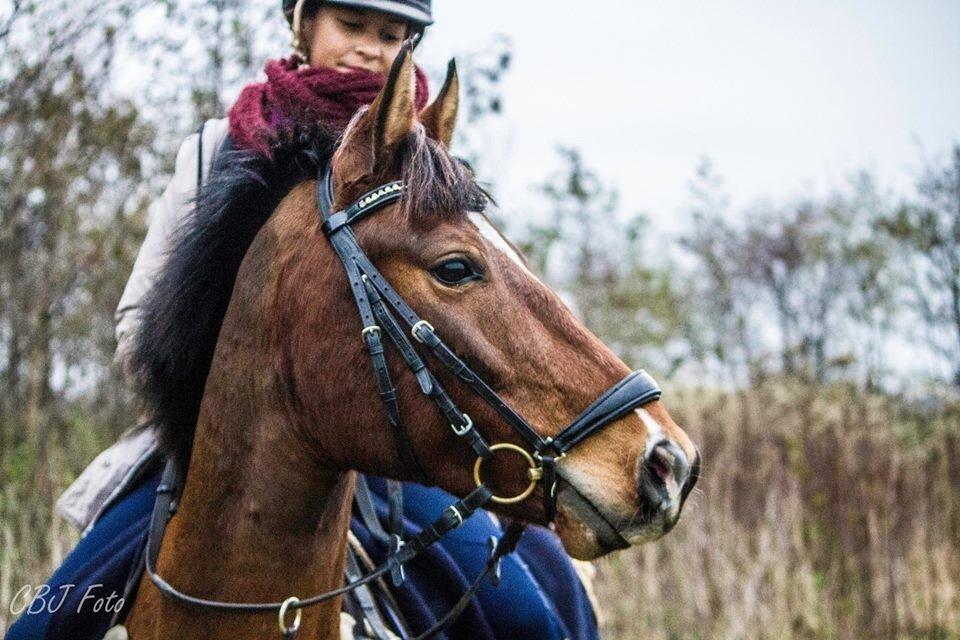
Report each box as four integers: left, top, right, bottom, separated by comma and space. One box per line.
306, 6, 408, 75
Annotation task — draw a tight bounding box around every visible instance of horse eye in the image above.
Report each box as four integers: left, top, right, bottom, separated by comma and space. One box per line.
431, 258, 481, 286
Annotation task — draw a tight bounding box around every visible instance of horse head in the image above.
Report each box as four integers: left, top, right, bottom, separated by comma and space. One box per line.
274, 49, 700, 560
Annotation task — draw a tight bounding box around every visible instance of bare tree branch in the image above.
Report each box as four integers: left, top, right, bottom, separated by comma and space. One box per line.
0, 0, 25, 43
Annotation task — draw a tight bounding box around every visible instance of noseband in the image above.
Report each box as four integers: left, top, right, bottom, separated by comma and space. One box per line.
142, 164, 663, 638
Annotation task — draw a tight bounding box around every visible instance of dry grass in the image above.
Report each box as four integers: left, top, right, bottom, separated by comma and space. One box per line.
596, 382, 960, 640
3, 383, 958, 638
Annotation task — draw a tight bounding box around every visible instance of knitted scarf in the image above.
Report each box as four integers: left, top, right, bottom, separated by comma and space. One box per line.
228, 55, 430, 157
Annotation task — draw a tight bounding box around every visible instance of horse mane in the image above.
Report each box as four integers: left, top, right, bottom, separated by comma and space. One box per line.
130, 121, 487, 471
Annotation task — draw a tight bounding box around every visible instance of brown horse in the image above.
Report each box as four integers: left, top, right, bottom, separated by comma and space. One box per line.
124, 51, 699, 639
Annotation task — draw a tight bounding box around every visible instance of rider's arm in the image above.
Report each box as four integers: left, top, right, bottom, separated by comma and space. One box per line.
114, 119, 230, 372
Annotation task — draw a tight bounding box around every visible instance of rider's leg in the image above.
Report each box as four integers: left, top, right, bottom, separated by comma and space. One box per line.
4, 473, 159, 640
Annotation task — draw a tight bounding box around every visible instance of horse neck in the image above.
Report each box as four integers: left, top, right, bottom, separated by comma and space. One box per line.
146, 220, 357, 639
150, 370, 355, 637
149, 357, 356, 637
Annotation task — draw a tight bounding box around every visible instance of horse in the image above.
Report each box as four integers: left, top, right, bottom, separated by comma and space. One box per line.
122, 48, 700, 639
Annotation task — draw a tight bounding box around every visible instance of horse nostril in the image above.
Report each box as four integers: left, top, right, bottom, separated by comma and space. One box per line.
649, 447, 672, 482
638, 441, 690, 510
660, 442, 690, 488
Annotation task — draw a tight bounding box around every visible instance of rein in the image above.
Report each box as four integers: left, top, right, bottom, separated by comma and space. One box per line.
142, 163, 664, 638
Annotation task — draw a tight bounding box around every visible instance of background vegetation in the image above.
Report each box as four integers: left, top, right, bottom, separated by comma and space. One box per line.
1, 1, 958, 637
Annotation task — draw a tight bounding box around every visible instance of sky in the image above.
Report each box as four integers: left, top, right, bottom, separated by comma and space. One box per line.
413, 1, 960, 231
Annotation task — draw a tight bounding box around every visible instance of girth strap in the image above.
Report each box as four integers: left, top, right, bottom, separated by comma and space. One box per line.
344, 547, 395, 640
354, 476, 391, 545
385, 479, 406, 588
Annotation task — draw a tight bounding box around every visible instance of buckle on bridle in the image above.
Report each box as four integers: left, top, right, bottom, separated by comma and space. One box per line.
388, 534, 406, 587
361, 325, 381, 337
487, 536, 503, 586
448, 504, 464, 528
533, 450, 566, 463
473, 443, 542, 505
411, 320, 434, 343
451, 413, 473, 436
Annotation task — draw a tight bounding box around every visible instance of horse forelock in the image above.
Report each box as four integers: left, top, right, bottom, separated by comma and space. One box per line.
335, 112, 487, 224
397, 126, 486, 220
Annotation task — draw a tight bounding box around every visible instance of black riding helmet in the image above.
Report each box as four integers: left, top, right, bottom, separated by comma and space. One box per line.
283, 0, 433, 26
285, 0, 431, 56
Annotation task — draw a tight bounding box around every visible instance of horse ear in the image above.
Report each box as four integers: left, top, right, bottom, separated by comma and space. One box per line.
420, 59, 459, 148
368, 45, 417, 168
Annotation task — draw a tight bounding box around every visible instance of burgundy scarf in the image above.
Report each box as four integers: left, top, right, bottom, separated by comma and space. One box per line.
228, 55, 430, 157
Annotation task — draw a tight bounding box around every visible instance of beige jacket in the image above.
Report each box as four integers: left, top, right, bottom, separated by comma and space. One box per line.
57, 119, 230, 533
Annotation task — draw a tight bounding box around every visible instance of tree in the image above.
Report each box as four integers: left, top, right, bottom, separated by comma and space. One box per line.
0, 0, 153, 452
0, 1, 154, 611
878, 145, 960, 387
521, 148, 686, 374
679, 159, 760, 387
448, 35, 511, 182
681, 163, 899, 388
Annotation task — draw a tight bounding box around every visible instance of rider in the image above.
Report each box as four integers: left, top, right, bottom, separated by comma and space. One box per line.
5, 2, 600, 639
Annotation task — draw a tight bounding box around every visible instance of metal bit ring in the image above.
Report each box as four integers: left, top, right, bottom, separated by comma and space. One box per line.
473, 443, 542, 504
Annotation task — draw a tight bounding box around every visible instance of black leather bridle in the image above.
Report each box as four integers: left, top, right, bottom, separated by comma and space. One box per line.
141, 164, 664, 639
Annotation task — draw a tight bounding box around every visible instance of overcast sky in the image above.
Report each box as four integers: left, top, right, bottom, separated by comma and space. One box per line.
414, 1, 960, 230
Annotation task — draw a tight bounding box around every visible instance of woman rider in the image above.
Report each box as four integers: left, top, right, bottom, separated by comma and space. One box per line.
5, 2, 600, 638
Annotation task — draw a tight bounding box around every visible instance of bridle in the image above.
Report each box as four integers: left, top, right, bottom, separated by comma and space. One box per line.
141, 162, 664, 639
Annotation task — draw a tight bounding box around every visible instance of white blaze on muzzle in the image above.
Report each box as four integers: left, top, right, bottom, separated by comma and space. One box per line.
636, 407, 665, 457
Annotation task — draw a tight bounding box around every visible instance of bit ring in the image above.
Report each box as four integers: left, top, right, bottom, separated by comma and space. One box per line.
473, 443, 541, 504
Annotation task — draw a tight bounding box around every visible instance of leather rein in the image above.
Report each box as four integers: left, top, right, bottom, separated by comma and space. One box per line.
142, 163, 663, 638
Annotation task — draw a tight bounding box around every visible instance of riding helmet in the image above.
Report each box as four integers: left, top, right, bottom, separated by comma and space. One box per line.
283, 0, 433, 26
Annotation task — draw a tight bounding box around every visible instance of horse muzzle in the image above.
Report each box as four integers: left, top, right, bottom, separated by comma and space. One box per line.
554, 442, 701, 557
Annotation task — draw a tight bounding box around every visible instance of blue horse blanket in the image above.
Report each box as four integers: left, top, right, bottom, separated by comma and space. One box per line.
6, 475, 598, 640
